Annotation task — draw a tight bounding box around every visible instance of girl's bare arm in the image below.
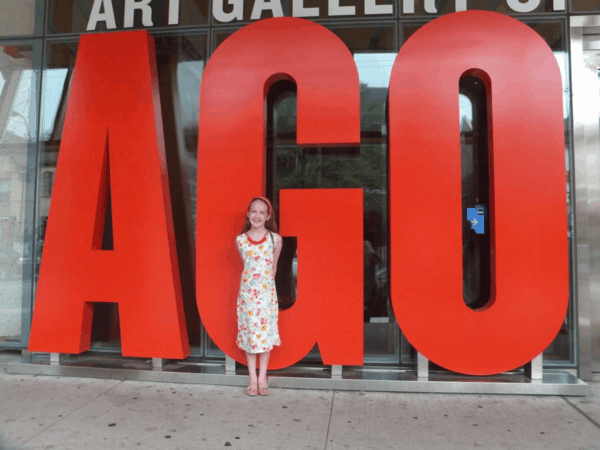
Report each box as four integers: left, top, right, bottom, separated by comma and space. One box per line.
273, 234, 283, 277
236, 238, 244, 261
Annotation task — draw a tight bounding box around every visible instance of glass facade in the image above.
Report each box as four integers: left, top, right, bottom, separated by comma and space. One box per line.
0, 40, 40, 348
0, 0, 588, 373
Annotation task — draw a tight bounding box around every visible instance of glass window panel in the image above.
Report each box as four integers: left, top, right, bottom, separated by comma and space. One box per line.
47, 0, 209, 34
213, 0, 395, 24
523, 20, 574, 365
37, 41, 79, 298
570, 0, 600, 12
0, 0, 37, 37
460, 75, 491, 310
154, 32, 206, 354
400, 0, 558, 16
0, 42, 38, 346
40, 69, 68, 141
213, 29, 234, 50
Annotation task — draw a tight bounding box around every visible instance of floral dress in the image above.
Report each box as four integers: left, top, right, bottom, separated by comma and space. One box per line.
236, 232, 281, 353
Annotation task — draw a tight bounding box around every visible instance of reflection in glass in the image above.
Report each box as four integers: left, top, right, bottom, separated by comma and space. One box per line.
37, 41, 78, 291
1, 70, 35, 142
0, 43, 37, 345
523, 21, 573, 365
570, 0, 600, 12
155, 33, 207, 355
460, 75, 491, 310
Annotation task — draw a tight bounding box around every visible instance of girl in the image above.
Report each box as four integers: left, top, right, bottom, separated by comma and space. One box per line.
236, 197, 282, 396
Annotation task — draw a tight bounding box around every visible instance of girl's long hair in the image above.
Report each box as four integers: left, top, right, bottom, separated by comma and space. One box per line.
241, 197, 278, 234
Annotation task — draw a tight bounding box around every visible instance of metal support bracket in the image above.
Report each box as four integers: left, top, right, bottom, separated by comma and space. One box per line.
417, 352, 429, 379
50, 353, 67, 365
225, 356, 236, 374
331, 365, 342, 379
525, 353, 543, 380
152, 358, 168, 369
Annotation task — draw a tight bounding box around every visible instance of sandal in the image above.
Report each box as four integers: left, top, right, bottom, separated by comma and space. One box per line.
258, 380, 270, 396
247, 381, 258, 396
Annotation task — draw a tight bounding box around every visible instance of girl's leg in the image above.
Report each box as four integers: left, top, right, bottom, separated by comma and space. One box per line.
258, 351, 270, 387
245, 352, 258, 392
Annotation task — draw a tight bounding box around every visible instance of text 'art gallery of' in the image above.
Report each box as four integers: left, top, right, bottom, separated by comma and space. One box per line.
0, 0, 599, 395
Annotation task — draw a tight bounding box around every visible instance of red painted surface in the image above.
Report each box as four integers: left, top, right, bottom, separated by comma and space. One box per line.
389, 11, 568, 375
276, 189, 364, 368
28, 31, 190, 358
196, 17, 361, 369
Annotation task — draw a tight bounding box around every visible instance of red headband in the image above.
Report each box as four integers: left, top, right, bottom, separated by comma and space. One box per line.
251, 196, 272, 215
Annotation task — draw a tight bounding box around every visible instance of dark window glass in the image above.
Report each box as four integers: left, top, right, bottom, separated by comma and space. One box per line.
460, 74, 491, 310
400, 0, 559, 16
570, 0, 600, 12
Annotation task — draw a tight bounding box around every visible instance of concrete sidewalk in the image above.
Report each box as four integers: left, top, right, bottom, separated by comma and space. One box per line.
1, 350, 599, 450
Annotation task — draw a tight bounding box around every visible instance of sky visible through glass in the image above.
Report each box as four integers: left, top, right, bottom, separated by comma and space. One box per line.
37, 51, 569, 139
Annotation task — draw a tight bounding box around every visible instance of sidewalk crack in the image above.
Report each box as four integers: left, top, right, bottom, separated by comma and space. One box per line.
324, 390, 336, 450
561, 396, 600, 430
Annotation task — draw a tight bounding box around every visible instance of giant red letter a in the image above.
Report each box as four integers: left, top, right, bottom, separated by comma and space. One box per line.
28, 31, 190, 358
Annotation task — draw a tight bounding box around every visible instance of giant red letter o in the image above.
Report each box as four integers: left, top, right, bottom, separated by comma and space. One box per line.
389, 11, 568, 375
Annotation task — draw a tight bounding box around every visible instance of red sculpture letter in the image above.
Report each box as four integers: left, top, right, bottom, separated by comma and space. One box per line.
277, 189, 364, 367
197, 18, 362, 369
28, 31, 190, 358
389, 11, 568, 375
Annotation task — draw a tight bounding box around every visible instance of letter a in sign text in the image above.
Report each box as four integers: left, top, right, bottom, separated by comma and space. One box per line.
28, 31, 190, 359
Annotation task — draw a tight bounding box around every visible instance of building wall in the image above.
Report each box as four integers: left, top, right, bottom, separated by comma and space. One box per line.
0, 0, 591, 374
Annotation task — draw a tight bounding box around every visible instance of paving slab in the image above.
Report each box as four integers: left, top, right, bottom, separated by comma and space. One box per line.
0, 374, 122, 449
563, 373, 600, 427
19, 381, 333, 450
2, 350, 600, 450
326, 390, 600, 450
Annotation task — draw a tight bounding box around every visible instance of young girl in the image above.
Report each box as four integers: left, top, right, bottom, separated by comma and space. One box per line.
236, 197, 282, 396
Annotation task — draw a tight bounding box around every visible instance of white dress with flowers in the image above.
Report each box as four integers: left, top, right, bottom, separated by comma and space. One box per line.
236, 232, 281, 353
